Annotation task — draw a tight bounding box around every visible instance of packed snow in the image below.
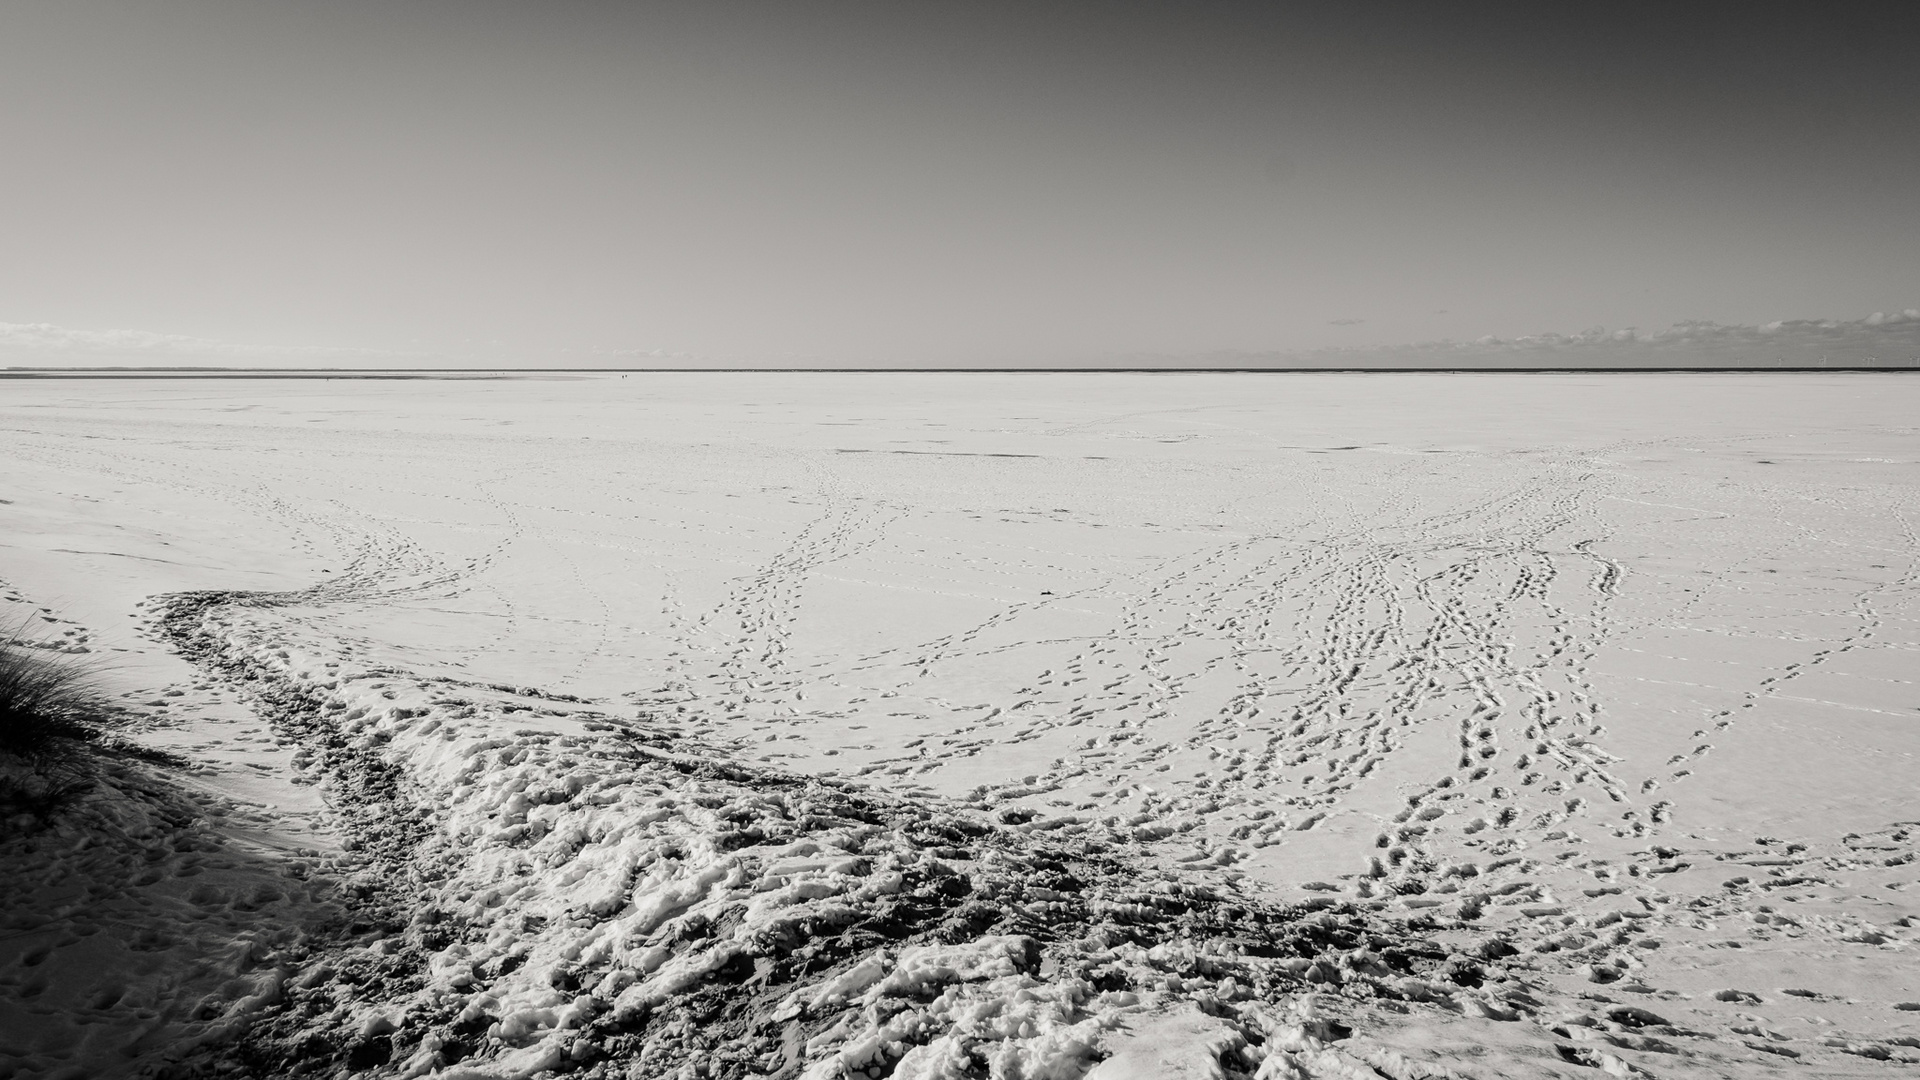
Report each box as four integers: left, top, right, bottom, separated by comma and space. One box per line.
2, 372, 1917, 1078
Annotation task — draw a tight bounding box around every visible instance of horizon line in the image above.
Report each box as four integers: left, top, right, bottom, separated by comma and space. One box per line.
6, 364, 1920, 378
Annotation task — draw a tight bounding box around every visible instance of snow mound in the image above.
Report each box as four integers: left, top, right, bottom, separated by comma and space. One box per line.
151, 591, 1545, 1080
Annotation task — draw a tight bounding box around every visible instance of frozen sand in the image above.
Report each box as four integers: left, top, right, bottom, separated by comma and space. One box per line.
2, 372, 1917, 1077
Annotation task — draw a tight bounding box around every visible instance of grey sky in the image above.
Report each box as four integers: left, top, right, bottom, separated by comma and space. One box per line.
3, 1, 1916, 366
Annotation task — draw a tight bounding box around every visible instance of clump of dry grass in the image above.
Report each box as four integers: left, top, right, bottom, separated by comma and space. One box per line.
0, 619, 120, 825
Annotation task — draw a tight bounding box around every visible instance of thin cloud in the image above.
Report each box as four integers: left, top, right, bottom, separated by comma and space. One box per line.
1365, 311, 1920, 367
0, 321, 223, 354
7, 311, 1918, 371
0, 320, 427, 366
1125, 310, 1920, 370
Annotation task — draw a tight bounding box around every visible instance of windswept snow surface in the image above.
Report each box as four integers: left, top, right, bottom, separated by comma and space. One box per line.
3, 372, 1918, 1078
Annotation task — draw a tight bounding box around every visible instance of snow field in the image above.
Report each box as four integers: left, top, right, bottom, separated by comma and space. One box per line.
2, 372, 1919, 1077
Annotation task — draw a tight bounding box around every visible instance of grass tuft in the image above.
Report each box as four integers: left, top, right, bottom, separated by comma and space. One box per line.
0, 618, 122, 826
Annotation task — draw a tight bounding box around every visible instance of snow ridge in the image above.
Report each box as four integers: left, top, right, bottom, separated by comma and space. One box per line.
152, 590, 1536, 1080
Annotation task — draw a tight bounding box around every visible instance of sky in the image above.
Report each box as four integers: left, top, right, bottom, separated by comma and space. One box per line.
2, 1, 1917, 367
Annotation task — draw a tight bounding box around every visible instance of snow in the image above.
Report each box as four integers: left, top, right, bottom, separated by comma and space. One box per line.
2, 371, 1919, 1078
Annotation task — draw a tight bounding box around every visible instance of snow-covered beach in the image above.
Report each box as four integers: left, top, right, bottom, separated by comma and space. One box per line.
3, 372, 1917, 1078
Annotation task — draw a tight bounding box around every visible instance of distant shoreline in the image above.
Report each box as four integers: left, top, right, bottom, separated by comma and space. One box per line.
4, 365, 1918, 378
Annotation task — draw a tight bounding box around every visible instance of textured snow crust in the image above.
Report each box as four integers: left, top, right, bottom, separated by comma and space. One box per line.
4, 373, 1920, 1079
139, 592, 1558, 1080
